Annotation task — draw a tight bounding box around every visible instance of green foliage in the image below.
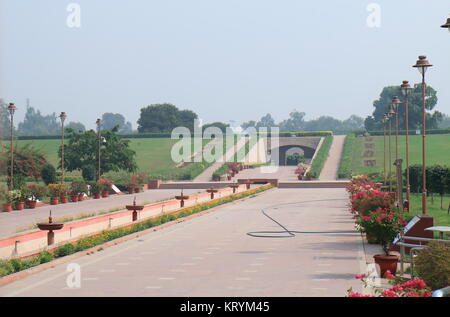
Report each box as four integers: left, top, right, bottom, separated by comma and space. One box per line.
306, 135, 333, 178
137, 103, 198, 133
364, 84, 440, 131
62, 127, 137, 179
41, 163, 57, 185
338, 133, 356, 179
202, 122, 230, 134
81, 164, 96, 181
55, 244, 76, 257
415, 241, 450, 290
3, 143, 49, 186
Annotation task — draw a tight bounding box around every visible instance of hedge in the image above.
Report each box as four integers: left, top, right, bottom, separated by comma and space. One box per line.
337, 133, 356, 179
305, 135, 333, 178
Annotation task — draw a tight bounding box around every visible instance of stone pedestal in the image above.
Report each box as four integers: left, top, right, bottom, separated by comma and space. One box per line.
148, 179, 161, 189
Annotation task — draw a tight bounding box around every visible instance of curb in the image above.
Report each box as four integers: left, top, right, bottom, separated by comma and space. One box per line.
0, 185, 274, 288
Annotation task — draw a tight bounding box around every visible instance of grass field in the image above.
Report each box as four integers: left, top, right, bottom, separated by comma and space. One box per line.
408, 193, 450, 227
349, 134, 450, 176
4, 138, 216, 181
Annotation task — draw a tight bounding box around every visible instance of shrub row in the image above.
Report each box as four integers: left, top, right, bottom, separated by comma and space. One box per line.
337, 133, 356, 179
305, 135, 333, 178
0, 184, 272, 278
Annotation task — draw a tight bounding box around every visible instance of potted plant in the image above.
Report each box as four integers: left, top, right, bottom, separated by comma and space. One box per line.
0, 186, 11, 212
4, 190, 21, 212
136, 173, 148, 191
59, 184, 69, 204
70, 182, 87, 201
356, 207, 406, 276
123, 178, 137, 194
48, 184, 63, 205
25, 185, 47, 209
15, 188, 30, 210
90, 182, 102, 199
98, 178, 113, 197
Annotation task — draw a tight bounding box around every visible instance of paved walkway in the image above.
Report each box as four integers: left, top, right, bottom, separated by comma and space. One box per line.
0, 189, 200, 239
0, 188, 364, 297
319, 135, 346, 181
230, 166, 298, 181
194, 137, 247, 182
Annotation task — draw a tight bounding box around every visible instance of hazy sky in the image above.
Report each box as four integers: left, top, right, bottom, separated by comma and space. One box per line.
1, 0, 449, 130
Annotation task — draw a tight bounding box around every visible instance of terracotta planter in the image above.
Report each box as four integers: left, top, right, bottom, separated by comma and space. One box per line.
128, 187, 135, 194
227, 175, 232, 180
77, 194, 84, 201
60, 196, 69, 204
50, 197, 59, 205
14, 201, 25, 210
135, 187, 141, 193
373, 254, 399, 277
26, 200, 37, 209
2, 203, 12, 212
102, 191, 109, 198
94, 192, 101, 199
71, 195, 79, 202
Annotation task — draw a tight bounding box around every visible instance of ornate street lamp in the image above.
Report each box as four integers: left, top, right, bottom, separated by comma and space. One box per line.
400, 80, 413, 211
441, 17, 450, 31
388, 105, 395, 193
96, 118, 101, 181
7, 103, 16, 189
59, 112, 67, 184
413, 55, 433, 215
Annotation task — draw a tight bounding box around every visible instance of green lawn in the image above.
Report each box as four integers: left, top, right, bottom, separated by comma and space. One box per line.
408, 193, 450, 227
350, 134, 450, 175
6, 138, 215, 181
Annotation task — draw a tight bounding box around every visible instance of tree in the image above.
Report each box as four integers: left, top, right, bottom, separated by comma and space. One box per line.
17, 106, 59, 135
61, 127, 137, 180
65, 121, 86, 132
2, 143, 49, 188
365, 84, 439, 131
241, 120, 256, 130
279, 111, 306, 131
304, 116, 343, 131
101, 113, 132, 134
202, 122, 230, 134
438, 114, 450, 129
137, 103, 198, 133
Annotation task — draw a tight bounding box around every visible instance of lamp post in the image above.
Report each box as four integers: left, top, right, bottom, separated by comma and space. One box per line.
7, 103, 16, 189
401, 80, 413, 211
441, 17, 450, 31
382, 114, 389, 187
388, 105, 395, 193
413, 55, 432, 215
392, 96, 402, 206
96, 118, 101, 181
59, 112, 67, 184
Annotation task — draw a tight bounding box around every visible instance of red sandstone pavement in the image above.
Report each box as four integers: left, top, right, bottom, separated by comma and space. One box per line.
0, 189, 201, 239
0, 188, 365, 297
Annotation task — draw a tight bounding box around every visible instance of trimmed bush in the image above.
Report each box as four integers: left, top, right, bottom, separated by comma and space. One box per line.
306, 135, 333, 178
41, 164, 57, 185
415, 241, 450, 290
338, 133, 356, 179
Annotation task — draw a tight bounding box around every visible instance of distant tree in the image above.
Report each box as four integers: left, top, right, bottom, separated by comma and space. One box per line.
438, 114, 450, 129
256, 113, 277, 129
65, 121, 86, 132
17, 106, 59, 135
342, 115, 365, 131
61, 127, 137, 180
101, 113, 132, 134
279, 111, 306, 131
304, 116, 343, 131
241, 120, 257, 130
137, 103, 198, 133
364, 84, 439, 131
202, 122, 230, 134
